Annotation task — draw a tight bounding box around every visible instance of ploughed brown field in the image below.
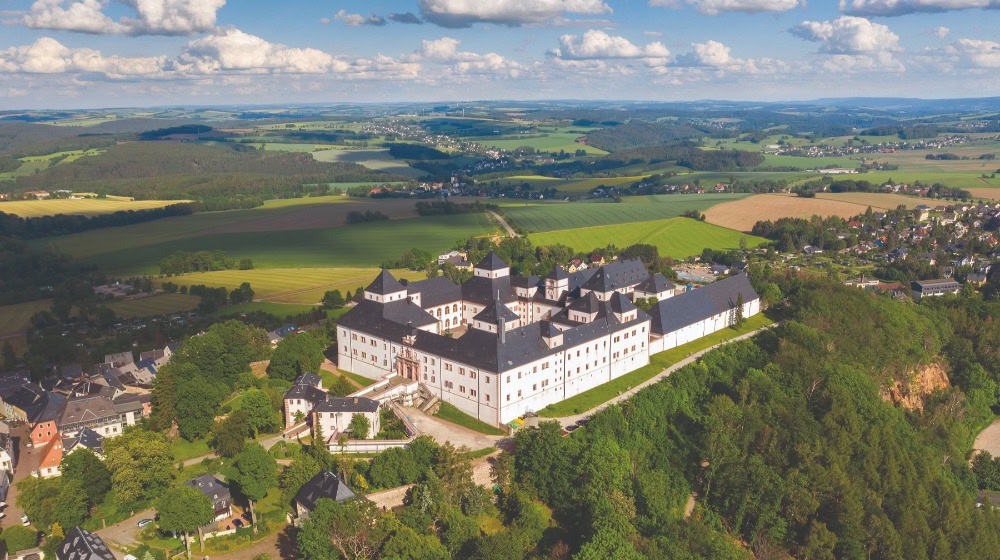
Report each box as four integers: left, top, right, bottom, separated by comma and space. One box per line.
968, 188, 1000, 201
704, 193, 925, 231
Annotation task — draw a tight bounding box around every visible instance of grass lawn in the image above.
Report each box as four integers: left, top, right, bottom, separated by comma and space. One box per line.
527, 217, 766, 259
538, 313, 773, 418
0, 299, 51, 339
499, 193, 747, 233
342, 371, 376, 387
169, 437, 213, 462
105, 293, 200, 318
165, 267, 426, 304
435, 402, 506, 436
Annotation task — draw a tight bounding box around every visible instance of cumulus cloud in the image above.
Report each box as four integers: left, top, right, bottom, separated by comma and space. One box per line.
651, 0, 802, 14
417, 0, 611, 28
0, 36, 167, 76
820, 51, 905, 72
675, 40, 787, 73
332, 9, 386, 26
839, 0, 1000, 16
935, 26, 950, 38
388, 12, 423, 24
551, 30, 669, 60
953, 38, 1000, 67
23, 0, 225, 35
792, 16, 899, 54
408, 37, 524, 76
177, 27, 337, 74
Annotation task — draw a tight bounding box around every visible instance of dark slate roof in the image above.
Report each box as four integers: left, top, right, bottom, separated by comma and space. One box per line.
292, 373, 322, 388
337, 299, 437, 340
65, 428, 104, 455
0, 471, 8, 503
112, 393, 145, 414
57, 526, 116, 560
284, 382, 327, 405
461, 274, 517, 306
540, 321, 562, 339
510, 275, 540, 289
411, 307, 649, 373
636, 273, 674, 294
475, 251, 508, 271
103, 351, 134, 367
648, 273, 758, 335
406, 276, 462, 308
473, 300, 519, 324
547, 265, 569, 281
609, 292, 638, 314
365, 269, 406, 295
581, 259, 647, 293
296, 470, 358, 511
568, 292, 602, 314
313, 396, 380, 414
185, 474, 231, 503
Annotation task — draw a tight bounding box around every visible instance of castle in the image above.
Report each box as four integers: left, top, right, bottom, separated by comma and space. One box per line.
336, 252, 759, 427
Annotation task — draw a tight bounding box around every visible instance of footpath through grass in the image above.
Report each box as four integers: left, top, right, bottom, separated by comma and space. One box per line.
538, 313, 773, 418
435, 402, 506, 436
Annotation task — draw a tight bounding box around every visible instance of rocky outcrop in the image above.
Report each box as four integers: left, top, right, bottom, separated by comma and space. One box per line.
880, 361, 950, 412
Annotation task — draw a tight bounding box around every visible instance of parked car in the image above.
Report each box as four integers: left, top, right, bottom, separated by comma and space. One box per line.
137, 519, 153, 528
233, 519, 244, 529
20, 514, 29, 526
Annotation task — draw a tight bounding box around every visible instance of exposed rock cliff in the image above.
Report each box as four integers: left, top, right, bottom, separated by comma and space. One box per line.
880, 361, 950, 412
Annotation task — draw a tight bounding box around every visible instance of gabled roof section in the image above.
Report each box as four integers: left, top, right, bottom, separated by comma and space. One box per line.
637, 272, 674, 294
296, 470, 357, 511
475, 251, 508, 271
546, 265, 569, 281
648, 273, 758, 335
473, 300, 519, 324
582, 268, 614, 292
568, 292, 602, 314
609, 292, 637, 314
313, 396, 380, 414
406, 276, 462, 308
185, 474, 231, 502
58, 526, 116, 560
365, 269, 406, 295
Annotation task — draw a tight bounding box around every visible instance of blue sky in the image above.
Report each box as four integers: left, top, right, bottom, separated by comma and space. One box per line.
1, 0, 999, 109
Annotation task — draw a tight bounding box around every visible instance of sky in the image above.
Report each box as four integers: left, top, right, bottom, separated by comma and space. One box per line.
1, 0, 1000, 109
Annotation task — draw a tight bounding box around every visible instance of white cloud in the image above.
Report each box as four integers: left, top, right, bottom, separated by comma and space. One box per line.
652, 0, 801, 14
22, 0, 225, 35
409, 37, 523, 77
820, 51, 905, 72
839, 0, 1000, 16
935, 26, 950, 38
332, 9, 386, 26
792, 16, 900, 54
417, 0, 611, 28
0, 36, 167, 76
177, 28, 336, 74
954, 38, 1000, 67
551, 30, 669, 60
675, 40, 788, 73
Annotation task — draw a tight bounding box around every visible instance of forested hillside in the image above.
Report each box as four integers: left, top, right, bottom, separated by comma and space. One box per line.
9, 142, 405, 209
584, 121, 731, 152
505, 275, 1000, 559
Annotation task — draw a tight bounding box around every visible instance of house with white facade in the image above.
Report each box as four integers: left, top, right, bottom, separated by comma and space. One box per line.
282, 374, 381, 443
335, 253, 759, 427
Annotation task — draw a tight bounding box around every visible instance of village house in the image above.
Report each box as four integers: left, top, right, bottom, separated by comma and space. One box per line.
336, 253, 759, 426
911, 278, 961, 300
184, 474, 232, 523
57, 526, 116, 560
0, 432, 15, 473
292, 470, 358, 524
282, 374, 381, 442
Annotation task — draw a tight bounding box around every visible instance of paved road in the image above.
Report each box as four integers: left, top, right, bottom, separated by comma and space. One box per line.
488, 211, 518, 238
527, 323, 777, 428
400, 407, 504, 450
973, 418, 1000, 458
95, 509, 155, 556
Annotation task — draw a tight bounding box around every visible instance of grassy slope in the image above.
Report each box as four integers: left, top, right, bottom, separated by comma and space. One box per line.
538, 313, 773, 417
164, 267, 427, 304
527, 217, 766, 258
500, 193, 747, 233
435, 402, 506, 436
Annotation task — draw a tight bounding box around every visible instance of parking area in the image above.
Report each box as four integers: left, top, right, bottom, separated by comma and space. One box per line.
399, 407, 504, 451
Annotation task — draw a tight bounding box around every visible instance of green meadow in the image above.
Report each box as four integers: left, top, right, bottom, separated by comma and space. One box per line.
527, 217, 766, 258
470, 130, 607, 154
499, 193, 748, 233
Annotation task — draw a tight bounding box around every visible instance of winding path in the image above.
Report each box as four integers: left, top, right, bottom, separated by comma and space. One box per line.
488, 211, 519, 238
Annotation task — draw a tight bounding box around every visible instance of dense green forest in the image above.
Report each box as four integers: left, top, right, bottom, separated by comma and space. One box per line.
295, 275, 1000, 560
584, 121, 731, 152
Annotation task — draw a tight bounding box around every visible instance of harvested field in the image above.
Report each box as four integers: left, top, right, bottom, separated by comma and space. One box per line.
968, 188, 1000, 200
704, 193, 925, 231
0, 198, 184, 217
105, 293, 200, 318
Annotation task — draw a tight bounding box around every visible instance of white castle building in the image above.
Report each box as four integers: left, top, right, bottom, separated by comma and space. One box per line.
336, 252, 759, 427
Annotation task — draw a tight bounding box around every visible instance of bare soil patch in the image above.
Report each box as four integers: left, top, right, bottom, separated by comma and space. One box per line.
968, 188, 1000, 200
704, 194, 871, 231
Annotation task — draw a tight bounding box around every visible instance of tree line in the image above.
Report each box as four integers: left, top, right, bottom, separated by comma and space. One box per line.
0, 203, 194, 239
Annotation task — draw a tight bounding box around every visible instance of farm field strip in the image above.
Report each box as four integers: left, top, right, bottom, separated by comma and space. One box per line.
0, 198, 184, 217
104, 293, 200, 318
526, 217, 766, 258
0, 299, 51, 339
163, 267, 426, 304
500, 193, 748, 233
470, 131, 607, 154
703, 193, 925, 232
67, 213, 496, 274
310, 147, 428, 177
